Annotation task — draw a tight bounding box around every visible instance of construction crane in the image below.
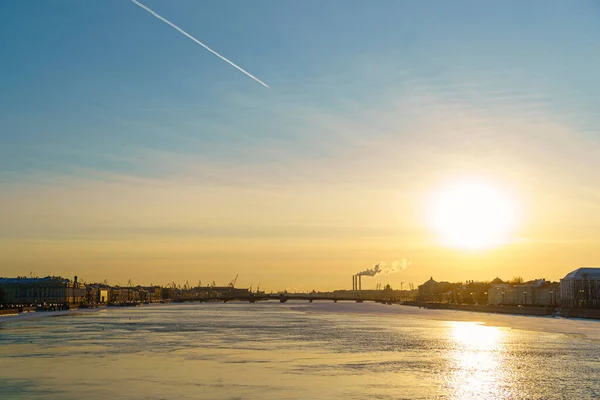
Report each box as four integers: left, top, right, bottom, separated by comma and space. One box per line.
127, 279, 134, 302
228, 274, 239, 288
183, 281, 191, 300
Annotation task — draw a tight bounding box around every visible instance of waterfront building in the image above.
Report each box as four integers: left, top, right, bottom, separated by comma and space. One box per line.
418, 277, 440, 302
82, 283, 114, 304
98, 288, 109, 303
418, 278, 478, 303
416, 276, 558, 306
138, 286, 162, 302
0, 276, 86, 306
488, 279, 559, 306
488, 283, 515, 305
458, 281, 490, 304
109, 286, 137, 303
560, 267, 600, 309
488, 279, 560, 306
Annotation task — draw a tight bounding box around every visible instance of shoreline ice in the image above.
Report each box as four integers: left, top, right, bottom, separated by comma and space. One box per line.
0, 308, 102, 326
289, 301, 600, 341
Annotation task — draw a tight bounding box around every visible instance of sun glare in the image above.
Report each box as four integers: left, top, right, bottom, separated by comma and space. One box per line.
428, 180, 517, 250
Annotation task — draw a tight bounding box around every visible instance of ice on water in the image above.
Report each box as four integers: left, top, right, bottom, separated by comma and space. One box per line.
1, 302, 599, 400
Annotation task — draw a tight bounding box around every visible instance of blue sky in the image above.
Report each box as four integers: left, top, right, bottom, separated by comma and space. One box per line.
1, 1, 599, 287
2, 0, 598, 180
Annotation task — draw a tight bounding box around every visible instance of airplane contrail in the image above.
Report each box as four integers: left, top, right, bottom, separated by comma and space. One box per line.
131, 0, 270, 88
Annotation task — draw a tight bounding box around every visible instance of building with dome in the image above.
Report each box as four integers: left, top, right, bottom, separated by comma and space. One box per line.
417, 277, 439, 302
560, 267, 600, 309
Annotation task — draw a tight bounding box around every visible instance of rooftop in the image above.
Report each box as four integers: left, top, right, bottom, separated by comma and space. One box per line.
421, 277, 438, 286
563, 267, 600, 280
0, 276, 70, 285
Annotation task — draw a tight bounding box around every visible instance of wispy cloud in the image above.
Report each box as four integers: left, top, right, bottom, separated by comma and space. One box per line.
131, 0, 269, 88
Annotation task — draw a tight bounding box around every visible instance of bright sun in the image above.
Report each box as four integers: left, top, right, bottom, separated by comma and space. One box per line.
428, 180, 517, 250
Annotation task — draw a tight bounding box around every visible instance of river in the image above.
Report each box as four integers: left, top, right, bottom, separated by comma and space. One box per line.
1, 302, 599, 399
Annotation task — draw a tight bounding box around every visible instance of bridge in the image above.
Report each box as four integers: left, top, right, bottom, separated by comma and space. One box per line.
173, 292, 401, 304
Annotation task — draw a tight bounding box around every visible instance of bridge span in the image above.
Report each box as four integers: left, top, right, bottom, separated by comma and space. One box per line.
175, 293, 400, 305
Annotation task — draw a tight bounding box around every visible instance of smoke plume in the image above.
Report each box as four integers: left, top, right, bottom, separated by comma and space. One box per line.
356, 262, 384, 276
356, 259, 410, 277
388, 258, 411, 274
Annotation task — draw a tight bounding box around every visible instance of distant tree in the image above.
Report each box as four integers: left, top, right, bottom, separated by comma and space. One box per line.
510, 276, 524, 284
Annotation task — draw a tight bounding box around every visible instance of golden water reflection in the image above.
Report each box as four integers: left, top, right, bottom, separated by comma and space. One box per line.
446, 322, 516, 399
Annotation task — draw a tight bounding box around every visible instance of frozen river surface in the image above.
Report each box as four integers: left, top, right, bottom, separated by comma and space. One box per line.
1, 302, 599, 399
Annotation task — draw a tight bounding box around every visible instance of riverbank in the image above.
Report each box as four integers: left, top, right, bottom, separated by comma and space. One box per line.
401, 301, 600, 319
411, 302, 554, 316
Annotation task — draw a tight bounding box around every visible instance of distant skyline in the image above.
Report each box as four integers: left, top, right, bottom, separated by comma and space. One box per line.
1, 1, 599, 291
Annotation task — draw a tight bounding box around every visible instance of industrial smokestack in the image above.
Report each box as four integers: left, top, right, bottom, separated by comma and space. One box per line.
359, 275, 362, 291
352, 275, 355, 291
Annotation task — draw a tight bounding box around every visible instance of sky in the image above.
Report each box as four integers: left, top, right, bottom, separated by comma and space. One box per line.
1, 0, 599, 291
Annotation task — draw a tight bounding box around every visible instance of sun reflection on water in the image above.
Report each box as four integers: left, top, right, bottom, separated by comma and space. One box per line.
451, 321, 503, 349
446, 322, 517, 399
